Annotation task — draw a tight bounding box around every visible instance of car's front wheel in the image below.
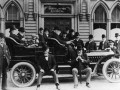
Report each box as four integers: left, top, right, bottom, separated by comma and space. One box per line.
102, 58, 120, 83
10, 62, 36, 87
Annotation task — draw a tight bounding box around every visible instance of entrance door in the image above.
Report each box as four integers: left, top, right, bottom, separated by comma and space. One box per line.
44, 18, 71, 31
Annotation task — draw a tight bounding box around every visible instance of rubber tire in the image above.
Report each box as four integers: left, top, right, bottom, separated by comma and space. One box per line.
102, 58, 120, 83
10, 62, 36, 87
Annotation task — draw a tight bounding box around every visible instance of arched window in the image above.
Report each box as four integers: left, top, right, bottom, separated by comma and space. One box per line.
112, 6, 120, 22
111, 5, 120, 40
111, 5, 120, 29
93, 5, 107, 41
5, 3, 20, 29
94, 5, 107, 29
6, 3, 20, 21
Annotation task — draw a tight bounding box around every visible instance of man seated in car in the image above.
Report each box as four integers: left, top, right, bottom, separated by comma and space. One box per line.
9, 25, 24, 43
98, 34, 109, 50
85, 34, 97, 52
50, 26, 76, 60
18, 27, 26, 42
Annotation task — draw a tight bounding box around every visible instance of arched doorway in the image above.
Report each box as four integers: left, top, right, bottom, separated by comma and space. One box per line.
111, 5, 120, 40
5, 3, 20, 29
93, 5, 107, 41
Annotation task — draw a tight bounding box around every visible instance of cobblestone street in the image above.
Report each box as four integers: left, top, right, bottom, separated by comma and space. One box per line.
3, 72, 120, 90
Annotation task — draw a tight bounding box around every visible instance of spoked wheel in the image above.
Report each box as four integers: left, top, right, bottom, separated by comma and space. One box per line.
10, 62, 36, 87
102, 58, 120, 83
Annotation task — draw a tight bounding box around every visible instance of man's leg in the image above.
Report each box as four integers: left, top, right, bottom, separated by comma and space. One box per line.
72, 68, 78, 88
51, 71, 60, 90
82, 67, 92, 87
2, 60, 8, 90
36, 71, 44, 90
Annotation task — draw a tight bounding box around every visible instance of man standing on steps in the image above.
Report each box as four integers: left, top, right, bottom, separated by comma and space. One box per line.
36, 47, 60, 90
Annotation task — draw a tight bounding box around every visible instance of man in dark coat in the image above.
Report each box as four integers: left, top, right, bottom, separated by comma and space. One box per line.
73, 32, 84, 49
36, 48, 60, 90
85, 34, 97, 52
0, 33, 11, 90
71, 46, 92, 88
99, 34, 109, 50
9, 25, 23, 43
18, 27, 26, 41
51, 26, 76, 60
38, 27, 47, 49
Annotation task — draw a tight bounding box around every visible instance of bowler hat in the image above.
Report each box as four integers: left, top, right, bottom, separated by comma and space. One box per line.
89, 34, 93, 39
115, 33, 119, 37
39, 27, 44, 31
19, 27, 25, 32
75, 32, 80, 37
0, 33, 5, 38
102, 34, 106, 38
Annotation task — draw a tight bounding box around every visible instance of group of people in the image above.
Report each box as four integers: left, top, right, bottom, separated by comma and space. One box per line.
0, 25, 119, 90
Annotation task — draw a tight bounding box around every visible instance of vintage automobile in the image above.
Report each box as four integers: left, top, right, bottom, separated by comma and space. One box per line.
5, 37, 120, 88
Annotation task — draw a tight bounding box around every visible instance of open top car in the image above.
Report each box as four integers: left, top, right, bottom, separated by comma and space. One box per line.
5, 37, 120, 87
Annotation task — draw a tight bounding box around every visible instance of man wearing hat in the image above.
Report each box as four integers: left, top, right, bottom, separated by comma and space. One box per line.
0, 33, 11, 90
107, 40, 119, 54
18, 27, 26, 41
114, 33, 120, 54
51, 26, 76, 60
73, 32, 84, 49
98, 34, 109, 50
114, 33, 119, 47
9, 25, 23, 43
38, 27, 47, 49
60, 31, 69, 41
85, 34, 97, 52
71, 46, 92, 88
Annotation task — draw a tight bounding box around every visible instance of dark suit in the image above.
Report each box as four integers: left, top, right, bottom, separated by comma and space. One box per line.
71, 53, 92, 86
85, 41, 97, 51
99, 40, 109, 50
37, 54, 59, 85
38, 34, 47, 49
73, 39, 84, 49
18, 33, 24, 40
0, 43, 11, 90
10, 33, 22, 43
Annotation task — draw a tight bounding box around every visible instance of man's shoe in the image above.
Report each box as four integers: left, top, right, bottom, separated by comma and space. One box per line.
86, 82, 90, 88
56, 85, 60, 90
74, 84, 78, 88
36, 85, 40, 90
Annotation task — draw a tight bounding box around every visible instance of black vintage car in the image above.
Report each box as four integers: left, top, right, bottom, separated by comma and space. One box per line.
5, 37, 120, 87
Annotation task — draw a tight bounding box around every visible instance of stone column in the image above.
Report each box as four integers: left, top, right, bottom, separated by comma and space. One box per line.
90, 19, 94, 34
107, 19, 111, 40
1, 18, 5, 33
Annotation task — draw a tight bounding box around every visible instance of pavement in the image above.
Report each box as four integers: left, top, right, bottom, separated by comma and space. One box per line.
1, 72, 120, 90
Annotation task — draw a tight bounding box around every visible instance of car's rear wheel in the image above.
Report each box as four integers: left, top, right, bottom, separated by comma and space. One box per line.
102, 58, 120, 83
10, 62, 36, 87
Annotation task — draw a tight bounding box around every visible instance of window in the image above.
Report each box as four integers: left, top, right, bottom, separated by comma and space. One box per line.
6, 3, 20, 21
112, 6, 120, 22
94, 5, 107, 23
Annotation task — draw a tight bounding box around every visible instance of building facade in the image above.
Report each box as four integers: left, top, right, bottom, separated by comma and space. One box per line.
0, 0, 120, 42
